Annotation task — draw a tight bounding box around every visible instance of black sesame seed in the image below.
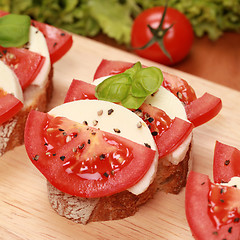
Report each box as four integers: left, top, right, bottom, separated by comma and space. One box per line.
201, 182, 205, 185
60, 156, 66, 161
88, 139, 91, 144
224, 160, 230, 166
148, 117, 154, 123
220, 199, 224, 203
100, 154, 106, 160
53, 42, 57, 47
151, 131, 158, 136
228, 227, 232, 233
44, 143, 48, 146
3, 49, 7, 54
53, 153, 56, 156
220, 188, 225, 194
108, 109, 114, 115
60, 32, 66, 36
103, 172, 109, 177
83, 121, 88, 125
233, 185, 237, 188
79, 144, 85, 149
59, 128, 64, 131
212, 231, 218, 235
33, 155, 39, 161
234, 218, 240, 222
114, 128, 121, 133
144, 143, 151, 148
73, 133, 78, 138
91, 132, 96, 135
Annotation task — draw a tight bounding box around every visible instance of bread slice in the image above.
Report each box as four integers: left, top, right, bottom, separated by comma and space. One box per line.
47, 143, 192, 224
0, 67, 53, 157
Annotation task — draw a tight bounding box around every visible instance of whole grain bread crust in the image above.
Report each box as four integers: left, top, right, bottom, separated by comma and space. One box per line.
47, 144, 192, 224
0, 67, 53, 156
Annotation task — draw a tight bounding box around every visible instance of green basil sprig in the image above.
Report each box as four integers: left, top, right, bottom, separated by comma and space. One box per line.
95, 62, 163, 109
0, 14, 31, 48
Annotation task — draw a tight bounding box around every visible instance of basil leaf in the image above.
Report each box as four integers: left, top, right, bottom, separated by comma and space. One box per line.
95, 62, 163, 109
95, 73, 132, 102
0, 14, 31, 47
121, 95, 146, 109
124, 61, 142, 77
132, 67, 163, 97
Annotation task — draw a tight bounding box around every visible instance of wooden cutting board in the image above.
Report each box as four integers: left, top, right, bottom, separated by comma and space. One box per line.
1, 34, 240, 240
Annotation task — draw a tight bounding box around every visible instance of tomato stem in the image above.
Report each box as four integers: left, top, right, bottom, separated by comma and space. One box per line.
134, 2, 173, 62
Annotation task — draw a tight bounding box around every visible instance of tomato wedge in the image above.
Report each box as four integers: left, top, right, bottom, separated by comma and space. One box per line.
64, 79, 96, 103
185, 93, 222, 127
213, 141, 240, 184
186, 171, 240, 240
0, 93, 23, 124
93, 59, 222, 127
31, 20, 73, 64
24, 110, 156, 198
65, 79, 193, 158
138, 103, 193, 158
0, 47, 45, 90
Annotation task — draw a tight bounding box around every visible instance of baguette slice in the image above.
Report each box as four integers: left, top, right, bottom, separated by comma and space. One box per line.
47, 144, 191, 224
0, 67, 53, 157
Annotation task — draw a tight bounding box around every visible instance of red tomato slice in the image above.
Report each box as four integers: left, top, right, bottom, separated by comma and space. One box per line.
64, 79, 96, 103
93, 59, 134, 80
65, 79, 193, 158
185, 93, 222, 127
31, 20, 73, 64
185, 171, 240, 240
0, 47, 45, 90
213, 141, 240, 184
24, 110, 156, 198
138, 103, 193, 158
0, 93, 23, 124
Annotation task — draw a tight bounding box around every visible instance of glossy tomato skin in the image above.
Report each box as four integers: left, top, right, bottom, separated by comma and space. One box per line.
131, 7, 194, 65
0, 47, 45, 90
185, 171, 240, 240
0, 93, 23, 124
213, 141, 240, 183
185, 92, 222, 127
32, 20, 73, 64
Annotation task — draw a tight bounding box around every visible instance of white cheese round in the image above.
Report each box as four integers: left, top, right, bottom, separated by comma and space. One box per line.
28, 26, 51, 86
49, 99, 159, 195
0, 61, 23, 102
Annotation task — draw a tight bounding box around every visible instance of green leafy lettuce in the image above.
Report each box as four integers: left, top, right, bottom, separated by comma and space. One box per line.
1, 0, 240, 44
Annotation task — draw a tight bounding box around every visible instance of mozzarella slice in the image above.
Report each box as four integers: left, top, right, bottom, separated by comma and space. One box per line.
0, 61, 23, 102
94, 76, 192, 165
28, 26, 51, 86
49, 99, 159, 195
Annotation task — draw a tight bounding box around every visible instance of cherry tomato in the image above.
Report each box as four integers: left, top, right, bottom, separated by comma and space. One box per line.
131, 7, 194, 65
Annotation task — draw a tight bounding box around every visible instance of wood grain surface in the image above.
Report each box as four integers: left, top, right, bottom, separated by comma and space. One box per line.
0, 34, 240, 240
